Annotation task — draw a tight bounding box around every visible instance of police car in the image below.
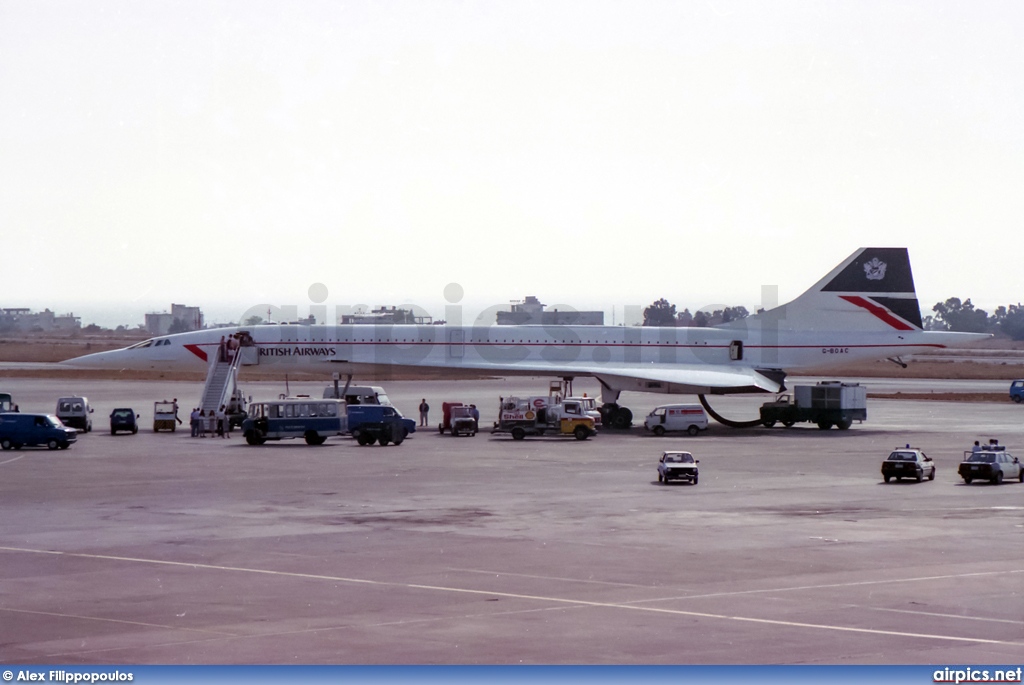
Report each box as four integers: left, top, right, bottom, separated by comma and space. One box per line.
958, 446, 1022, 485
881, 446, 935, 483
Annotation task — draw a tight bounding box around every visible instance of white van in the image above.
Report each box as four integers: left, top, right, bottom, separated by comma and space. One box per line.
322, 385, 392, 406
644, 404, 708, 436
56, 396, 94, 432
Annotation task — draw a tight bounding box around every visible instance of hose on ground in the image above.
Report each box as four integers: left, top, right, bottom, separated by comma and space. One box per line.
697, 394, 764, 429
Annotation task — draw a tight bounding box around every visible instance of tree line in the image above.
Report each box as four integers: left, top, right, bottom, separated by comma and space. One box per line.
923, 298, 1024, 339
642, 296, 1024, 340
642, 298, 750, 328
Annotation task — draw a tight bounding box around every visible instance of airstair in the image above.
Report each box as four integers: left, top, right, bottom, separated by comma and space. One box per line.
199, 345, 244, 416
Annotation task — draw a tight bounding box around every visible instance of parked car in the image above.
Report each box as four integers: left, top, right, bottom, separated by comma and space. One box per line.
1010, 380, 1024, 404
0, 413, 77, 450
657, 451, 699, 485
881, 447, 935, 483
109, 408, 140, 435
55, 396, 93, 432
958, 448, 1022, 484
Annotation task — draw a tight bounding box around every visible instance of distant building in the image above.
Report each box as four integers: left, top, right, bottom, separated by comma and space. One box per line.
145, 303, 204, 335
340, 306, 433, 325
0, 307, 81, 332
144, 313, 174, 336
496, 296, 604, 326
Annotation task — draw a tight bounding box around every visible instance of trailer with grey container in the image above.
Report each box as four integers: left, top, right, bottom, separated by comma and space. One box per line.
759, 381, 867, 430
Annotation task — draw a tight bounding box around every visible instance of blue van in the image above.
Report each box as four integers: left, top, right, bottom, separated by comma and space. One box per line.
1011, 380, 1024, 404
0, 413, 78, 450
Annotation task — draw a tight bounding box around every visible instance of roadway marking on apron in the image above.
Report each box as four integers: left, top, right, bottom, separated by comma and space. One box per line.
1, 546, 1020, 647
0, 607, 236, 636
623, 568, 1024, 602
850, 606, 1024, 626
0, 454, 27, 466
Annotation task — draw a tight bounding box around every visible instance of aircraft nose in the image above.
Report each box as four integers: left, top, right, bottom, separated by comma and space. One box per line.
61, 349, 126, 368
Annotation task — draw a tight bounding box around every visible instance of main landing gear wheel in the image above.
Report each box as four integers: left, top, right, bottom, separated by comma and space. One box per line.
601, 404, 632, 430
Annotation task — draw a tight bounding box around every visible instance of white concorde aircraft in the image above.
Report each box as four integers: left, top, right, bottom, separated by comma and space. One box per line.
65, 248, 985, 428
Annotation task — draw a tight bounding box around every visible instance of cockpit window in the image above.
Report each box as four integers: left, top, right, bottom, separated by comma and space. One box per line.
127, 340, 154, 349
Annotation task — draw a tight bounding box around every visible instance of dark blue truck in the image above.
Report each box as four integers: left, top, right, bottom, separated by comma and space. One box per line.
348, 405, 416, 446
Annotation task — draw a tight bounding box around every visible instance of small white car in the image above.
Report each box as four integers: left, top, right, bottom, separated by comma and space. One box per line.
657, 451, 699, 485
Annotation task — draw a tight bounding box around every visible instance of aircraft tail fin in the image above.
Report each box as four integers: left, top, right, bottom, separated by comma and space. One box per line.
766, 247, 924, 332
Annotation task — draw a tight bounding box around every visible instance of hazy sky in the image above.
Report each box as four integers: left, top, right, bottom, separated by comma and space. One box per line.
2, 1, 1021, 328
